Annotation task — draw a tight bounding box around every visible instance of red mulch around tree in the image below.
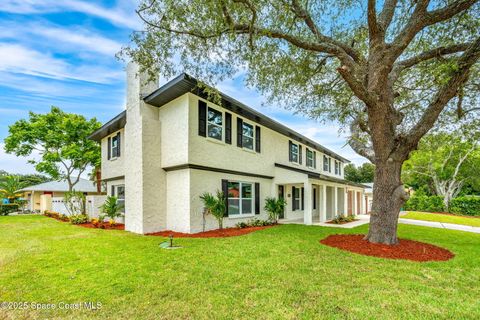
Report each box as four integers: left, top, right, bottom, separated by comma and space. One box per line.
78, 222, 125, 230
147, 225, 275, 238
320, 234, 454, 262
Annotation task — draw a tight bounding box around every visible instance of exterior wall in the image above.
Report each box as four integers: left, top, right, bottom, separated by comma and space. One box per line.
40, 194, 52, 212
165, 170, 191, 233
189, 169, 271, 233
187, 94, 346, 179
101, 128, 125, 180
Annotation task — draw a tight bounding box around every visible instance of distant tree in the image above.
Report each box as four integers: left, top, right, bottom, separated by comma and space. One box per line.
345, 163, 375, 183
403, 126, 480, 211
4, 107, 101, 192
123, 0, 480, 244
18, 174, 50, 187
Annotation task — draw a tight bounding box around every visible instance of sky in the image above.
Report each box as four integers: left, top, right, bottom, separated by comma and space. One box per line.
0, 0, 367, 176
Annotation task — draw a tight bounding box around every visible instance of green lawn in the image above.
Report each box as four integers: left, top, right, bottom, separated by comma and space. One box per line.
1, 215, 480, 319
403, 211, 480, 227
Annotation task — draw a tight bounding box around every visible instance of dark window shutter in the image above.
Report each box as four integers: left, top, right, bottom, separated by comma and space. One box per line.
198, 100, 207, 137
299, 145, 303, 164
222, 179, 229, 217
237, 118, 243, 148
255, 126, 261, 153
255, 182, 260, 214
301, 187, 305, 210
116, 132, 121, 157
292, 186, 296, 211
289, 141, 293, 161
313, 188, 316, 210
107, 137, 111, 160
225, 112, 232, 144
313, 151, 317, 168
329, 158, 332, 172
111, 185, 115, 196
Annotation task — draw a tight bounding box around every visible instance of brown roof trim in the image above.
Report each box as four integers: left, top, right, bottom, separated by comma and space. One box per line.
163, 164, 274, 179
89, 111, 126, 142
274, 163, 365, 188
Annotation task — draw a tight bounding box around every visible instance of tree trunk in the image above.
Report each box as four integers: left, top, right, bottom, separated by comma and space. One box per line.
364, 160, 409, 245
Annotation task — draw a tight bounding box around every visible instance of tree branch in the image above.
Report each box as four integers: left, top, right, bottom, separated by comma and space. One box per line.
399, 37, 480, 155
378, 0, 398, 31
367, 0, 380, 41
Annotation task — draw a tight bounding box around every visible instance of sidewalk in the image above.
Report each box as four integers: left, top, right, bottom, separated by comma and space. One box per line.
398, 218, 480, 234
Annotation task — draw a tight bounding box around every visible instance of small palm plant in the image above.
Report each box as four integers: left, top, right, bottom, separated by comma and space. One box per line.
0, 175, 24, 203
100, 196, 124, 225
200, 190, 226, 230
264, 197, 287, 224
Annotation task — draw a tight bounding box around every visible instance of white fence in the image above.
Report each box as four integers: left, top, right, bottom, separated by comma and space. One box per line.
85, 195, 107, 219
51, 197, 83, 216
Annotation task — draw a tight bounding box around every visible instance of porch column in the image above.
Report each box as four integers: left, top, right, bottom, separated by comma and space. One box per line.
353, 190, 357, 215
333, 186, 338, 217
343, 188, 348, 216
361, 191, 365, 214
31, 190, 34, 211
303, 181, 313, 225
321, 184, 327, 222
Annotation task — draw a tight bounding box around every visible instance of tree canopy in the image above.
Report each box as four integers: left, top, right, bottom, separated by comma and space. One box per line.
345, 163, 375, 183
122, 0, 480, 244
4, 107, 101, 191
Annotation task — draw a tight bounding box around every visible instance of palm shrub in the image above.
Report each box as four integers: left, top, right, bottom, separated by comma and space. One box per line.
0, 175, 25, 203
100, 196, 124, 225
200, 191, 226, 230
264, 197, 286, 223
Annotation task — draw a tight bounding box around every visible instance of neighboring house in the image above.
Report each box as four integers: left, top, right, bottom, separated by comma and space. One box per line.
363, 183, 374, 213
17, 178, 101, 214
89, 63, 367, 234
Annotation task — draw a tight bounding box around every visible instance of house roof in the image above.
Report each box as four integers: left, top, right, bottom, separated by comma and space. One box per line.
89, 73, 350, 163
17, 178, 98, 193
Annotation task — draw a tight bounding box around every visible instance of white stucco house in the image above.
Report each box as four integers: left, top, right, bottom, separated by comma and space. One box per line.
89, 63, 368, 234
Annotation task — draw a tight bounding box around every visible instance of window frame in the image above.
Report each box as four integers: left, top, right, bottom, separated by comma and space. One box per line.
293, 187, 301, 210
112, 184, 125, 213
227, 181, 254, 217
206, 106, 223, 141
323, 155, 329, 171
290, 142, 299, 163
241, 121, 255, 150
306, 149, 314, 168
110, 134, 119, 159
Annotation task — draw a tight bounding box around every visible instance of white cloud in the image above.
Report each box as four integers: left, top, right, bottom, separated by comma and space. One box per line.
0, 44, 122, 84
0, 0, 141, 29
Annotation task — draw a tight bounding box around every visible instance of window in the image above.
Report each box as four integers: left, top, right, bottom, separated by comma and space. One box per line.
110, 134, 119, 158
227, 181, 253, 216
293, 187, 300, 211
323, 155, 329, 171
290, 142, 299, 163
111, 185, 125, 212
335, 161, 339, 175
306, 149, 314, 168
207, 107, 223, 140
242, 122, 254, 150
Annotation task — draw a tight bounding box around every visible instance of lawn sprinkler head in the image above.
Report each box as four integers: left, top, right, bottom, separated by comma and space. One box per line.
169, 234, 174, 247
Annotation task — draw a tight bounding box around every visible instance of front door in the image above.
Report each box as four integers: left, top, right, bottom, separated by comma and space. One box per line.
278, 185, 285, 219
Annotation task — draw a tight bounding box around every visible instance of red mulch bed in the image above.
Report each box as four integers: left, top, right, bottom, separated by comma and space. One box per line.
320, 234, 454, 262
78, 222, 125, 230
147, 225, 275, 238
326, 219, 359, 225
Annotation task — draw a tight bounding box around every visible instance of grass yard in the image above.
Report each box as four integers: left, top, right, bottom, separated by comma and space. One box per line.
403, 211, 480, 227
1, 215, 480, 319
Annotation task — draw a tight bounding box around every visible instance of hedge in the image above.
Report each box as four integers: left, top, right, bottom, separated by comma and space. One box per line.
403, 195, 445, 213
449, 196, 480, 216
0, 203, 19, 216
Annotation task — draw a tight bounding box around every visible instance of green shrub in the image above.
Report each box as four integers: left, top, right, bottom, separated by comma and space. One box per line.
70, 214, 89, 224
235, 221, 248, 229
0, 203, 19, 216
330, 214, 356, 224
235, 219, 274, 229
264, 197, 286, 223
403, 195, 445, 212
449, 196, 480, 216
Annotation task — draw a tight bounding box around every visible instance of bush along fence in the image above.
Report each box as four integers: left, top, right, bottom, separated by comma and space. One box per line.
0, 203, 19, 216
404, 195, 480, 216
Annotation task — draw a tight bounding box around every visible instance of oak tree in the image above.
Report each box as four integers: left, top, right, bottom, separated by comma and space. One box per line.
122, 0, 480, 244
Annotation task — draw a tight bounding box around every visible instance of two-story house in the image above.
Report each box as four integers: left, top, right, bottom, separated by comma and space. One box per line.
89, 63, 367, 234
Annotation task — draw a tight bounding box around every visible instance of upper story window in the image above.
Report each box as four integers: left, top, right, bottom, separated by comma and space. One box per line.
242, 122, 254, 150
108, 132, 121, 160
306, 149, 315, 168
207, 107, 223, 140
323, 155, 329, 171
335, 160, 339, 175
289, 142, 299, 163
